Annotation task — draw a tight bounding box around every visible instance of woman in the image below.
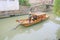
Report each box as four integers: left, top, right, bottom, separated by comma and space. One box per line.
29, 14, 32, 23
32, 15, 37, 21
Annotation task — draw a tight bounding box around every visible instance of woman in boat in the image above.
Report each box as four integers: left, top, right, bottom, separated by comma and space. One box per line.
29, 13, 37, 23
32, 15, 37, 21
29, 14, 32, 23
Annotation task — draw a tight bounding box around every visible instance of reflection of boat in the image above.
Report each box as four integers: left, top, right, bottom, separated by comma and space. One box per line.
16, 13, 49, 27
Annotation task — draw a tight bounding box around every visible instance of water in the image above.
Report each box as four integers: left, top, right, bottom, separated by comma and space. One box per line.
0, 13, 60, 40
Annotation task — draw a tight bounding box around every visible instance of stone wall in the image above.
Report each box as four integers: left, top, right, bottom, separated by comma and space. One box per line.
29, 0, 54, 5
0, 5, 30, 18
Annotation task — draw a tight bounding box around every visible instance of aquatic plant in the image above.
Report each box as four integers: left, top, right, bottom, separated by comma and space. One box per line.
54, 0, 60, 17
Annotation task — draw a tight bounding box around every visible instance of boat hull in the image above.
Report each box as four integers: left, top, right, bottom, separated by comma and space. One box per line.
16, 13, 49, 27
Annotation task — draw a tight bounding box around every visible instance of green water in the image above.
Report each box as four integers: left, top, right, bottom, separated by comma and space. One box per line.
0, 13, 60, 40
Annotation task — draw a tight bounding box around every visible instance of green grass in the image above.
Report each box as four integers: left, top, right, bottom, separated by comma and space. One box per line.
54, 0, 60, 17
19, 0, 31, 6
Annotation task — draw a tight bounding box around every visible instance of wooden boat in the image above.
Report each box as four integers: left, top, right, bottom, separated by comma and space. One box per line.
16, 13, 49, 27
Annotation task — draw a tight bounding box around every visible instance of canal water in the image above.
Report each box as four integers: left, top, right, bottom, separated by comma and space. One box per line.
0, 12, 60, 40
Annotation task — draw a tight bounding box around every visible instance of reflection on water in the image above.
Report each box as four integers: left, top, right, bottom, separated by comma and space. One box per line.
56, 28, 60, 40
48, 13, 60, 24
0, 13, 60, 40
55, 17, 60, 20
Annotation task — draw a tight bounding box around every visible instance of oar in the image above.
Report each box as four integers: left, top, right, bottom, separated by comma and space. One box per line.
0, 20, 22, 36
11, 20, 21, 30
0, 23, 20, 36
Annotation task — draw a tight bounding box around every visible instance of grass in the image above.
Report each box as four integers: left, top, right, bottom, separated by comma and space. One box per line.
19, 0, 31, 6
54, 0, 60, 17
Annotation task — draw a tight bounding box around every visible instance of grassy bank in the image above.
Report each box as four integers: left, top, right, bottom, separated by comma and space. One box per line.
54, 0, 60, 17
